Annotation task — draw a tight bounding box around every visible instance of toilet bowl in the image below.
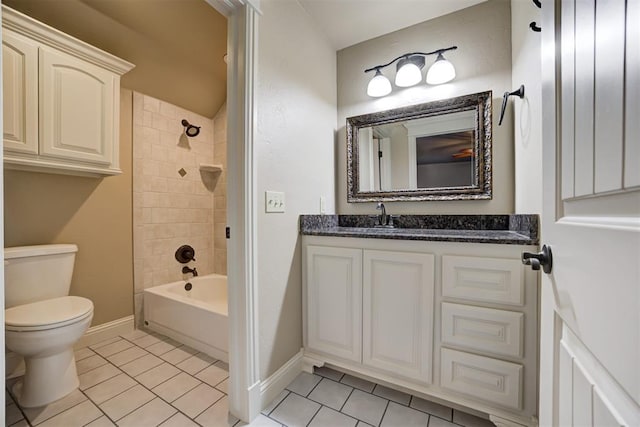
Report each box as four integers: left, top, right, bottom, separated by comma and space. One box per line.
4, 244, 94, 408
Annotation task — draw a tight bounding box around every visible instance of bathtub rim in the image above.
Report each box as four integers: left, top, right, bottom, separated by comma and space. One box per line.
143, 273, 228, 315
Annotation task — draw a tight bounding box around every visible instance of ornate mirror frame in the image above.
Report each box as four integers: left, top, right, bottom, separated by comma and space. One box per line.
347, 90, 492, 202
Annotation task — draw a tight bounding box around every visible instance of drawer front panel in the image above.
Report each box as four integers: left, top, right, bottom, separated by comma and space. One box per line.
440, 348, 523, 410
442, 255, 524, 306
441, 303, 524, 358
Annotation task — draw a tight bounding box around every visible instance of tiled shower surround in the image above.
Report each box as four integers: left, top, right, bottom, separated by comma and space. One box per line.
132, 93, 227, 327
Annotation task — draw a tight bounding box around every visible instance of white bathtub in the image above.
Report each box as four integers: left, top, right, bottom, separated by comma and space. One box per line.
143, 273, 228, 362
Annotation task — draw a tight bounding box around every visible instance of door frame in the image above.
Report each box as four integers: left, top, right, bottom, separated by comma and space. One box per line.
205, 0, 261, 422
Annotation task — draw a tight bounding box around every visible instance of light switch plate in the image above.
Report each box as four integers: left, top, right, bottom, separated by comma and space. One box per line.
265, 191, 285, 213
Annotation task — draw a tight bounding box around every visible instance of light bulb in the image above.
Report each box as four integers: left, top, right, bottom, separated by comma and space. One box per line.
367, 69, 392, 97
395, 56, 425, 87
426, 53, 456, 85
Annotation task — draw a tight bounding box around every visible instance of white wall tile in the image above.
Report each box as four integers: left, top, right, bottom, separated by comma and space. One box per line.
133, 94, 222, 320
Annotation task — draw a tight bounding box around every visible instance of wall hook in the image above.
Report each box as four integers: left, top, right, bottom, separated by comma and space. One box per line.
181, 119, 201, 137
529, 22, 542, 32
532, 0, 541, 9
498, 85, 525, 126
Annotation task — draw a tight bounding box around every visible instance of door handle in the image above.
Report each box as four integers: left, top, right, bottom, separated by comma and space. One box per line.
522, 244, 553, 274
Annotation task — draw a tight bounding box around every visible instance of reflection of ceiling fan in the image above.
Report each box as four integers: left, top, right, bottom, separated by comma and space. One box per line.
452, 148, 473, 159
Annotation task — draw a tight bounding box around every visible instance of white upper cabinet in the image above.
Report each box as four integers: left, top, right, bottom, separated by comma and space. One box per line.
2, 30, 38, 155
2, 6, 134, 177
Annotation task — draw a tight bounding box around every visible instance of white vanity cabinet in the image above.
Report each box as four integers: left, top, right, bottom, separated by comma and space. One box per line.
306, 245, 434, 383
303, 235, 539, 426
2, 6, 134, 177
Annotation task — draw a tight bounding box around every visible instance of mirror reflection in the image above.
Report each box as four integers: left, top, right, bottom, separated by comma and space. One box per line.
347, 91, 492, 202
358, 110, 476, 192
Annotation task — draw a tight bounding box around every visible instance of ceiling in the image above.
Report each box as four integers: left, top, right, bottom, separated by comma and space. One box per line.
3, 0, 486, 117
297, 0, 487, 50
4, 0, 227, 118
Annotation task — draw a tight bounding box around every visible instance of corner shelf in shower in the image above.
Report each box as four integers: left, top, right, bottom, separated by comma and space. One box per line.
199, 163, 223, 192
199, 163, 224, 173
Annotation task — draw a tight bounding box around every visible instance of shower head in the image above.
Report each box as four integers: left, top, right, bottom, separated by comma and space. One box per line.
181, 119, 201, 137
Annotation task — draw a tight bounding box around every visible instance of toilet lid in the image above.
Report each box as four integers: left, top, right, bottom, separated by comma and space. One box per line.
5, 296, 93, 331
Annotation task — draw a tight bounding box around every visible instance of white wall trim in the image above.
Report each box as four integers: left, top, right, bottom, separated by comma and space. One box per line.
225, 2, 261, 423
205, 0, 262, 17
75, 315, 134, 349
260, 349, 304, 410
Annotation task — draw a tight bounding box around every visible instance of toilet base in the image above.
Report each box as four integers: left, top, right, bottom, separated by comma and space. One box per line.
14, 348, 79, 408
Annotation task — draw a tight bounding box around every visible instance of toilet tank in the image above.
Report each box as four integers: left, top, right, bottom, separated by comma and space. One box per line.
4, 244, 78, 308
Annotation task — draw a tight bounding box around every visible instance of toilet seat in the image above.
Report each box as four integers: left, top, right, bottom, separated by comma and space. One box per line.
5, 296, 93, 332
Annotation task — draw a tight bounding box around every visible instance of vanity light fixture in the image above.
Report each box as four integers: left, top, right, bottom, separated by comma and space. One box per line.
365, 46, 457, 97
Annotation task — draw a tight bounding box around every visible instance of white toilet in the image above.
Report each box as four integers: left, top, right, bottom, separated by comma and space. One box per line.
4, 244, 94, 408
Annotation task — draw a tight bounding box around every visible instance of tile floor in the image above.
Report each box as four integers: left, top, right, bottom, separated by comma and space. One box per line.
5, 329, 495, 427
6, 329, 233, 427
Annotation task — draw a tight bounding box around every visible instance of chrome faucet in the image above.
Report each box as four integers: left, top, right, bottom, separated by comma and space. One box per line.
182, 266, 198, 277
376, 202, 389, 226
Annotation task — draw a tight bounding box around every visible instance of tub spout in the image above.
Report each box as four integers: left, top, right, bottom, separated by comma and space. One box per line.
182, 266, 198, 277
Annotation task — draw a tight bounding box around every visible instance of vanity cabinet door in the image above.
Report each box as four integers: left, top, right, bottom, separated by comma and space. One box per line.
39, 45, 116, 167
2, 29, 38, 155
305, 246, 362, 362
362, 250, 435, 383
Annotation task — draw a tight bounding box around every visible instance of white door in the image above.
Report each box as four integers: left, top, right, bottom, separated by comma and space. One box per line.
539, 0, 640, 425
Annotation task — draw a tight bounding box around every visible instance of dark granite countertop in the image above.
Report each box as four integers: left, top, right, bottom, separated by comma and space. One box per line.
300, 214, 539, 245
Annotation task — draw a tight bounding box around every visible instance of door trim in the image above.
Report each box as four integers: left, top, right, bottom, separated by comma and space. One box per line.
205, 0, 261, 423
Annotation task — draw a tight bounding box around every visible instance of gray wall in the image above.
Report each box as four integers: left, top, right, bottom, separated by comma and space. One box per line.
337, 0, 513, 214
257, 0, 337, 379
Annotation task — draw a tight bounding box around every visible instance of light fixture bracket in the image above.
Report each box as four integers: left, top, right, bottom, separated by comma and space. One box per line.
364, 46, 457, 74
396, 55, 425, 72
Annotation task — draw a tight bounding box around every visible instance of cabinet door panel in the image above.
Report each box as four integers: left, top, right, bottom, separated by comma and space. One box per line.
306, 246, 362, 362
2, 30, 38, 154
39, 46, 115, 165
363, 250, 434, 383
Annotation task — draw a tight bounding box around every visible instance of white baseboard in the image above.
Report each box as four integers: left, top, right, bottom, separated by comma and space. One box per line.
75, 315, 135, 349
259, 349, 304, 411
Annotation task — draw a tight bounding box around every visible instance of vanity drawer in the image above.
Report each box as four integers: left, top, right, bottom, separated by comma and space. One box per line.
440, 348, 523, 410
442, 255, 524, 306
441, 303, 524, 358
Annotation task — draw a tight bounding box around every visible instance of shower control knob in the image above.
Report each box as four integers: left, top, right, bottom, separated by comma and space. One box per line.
175, 245, 196, 264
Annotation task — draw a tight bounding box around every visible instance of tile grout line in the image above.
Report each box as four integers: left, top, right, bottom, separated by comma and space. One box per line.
106, 340, 229, 426
338, 387, 356, 413
190, 391, 226, 421
376, 400, 391, 427
6, 388, 32, 427
7, 331, 229, 427
304, 402, 324, 427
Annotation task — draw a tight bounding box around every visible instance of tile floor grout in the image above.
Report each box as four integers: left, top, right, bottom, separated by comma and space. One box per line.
6, 329, 496, 427
7, 329, 232, 427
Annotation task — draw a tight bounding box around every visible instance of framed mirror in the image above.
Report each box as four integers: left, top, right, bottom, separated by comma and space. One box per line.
347, 91, 492, 202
